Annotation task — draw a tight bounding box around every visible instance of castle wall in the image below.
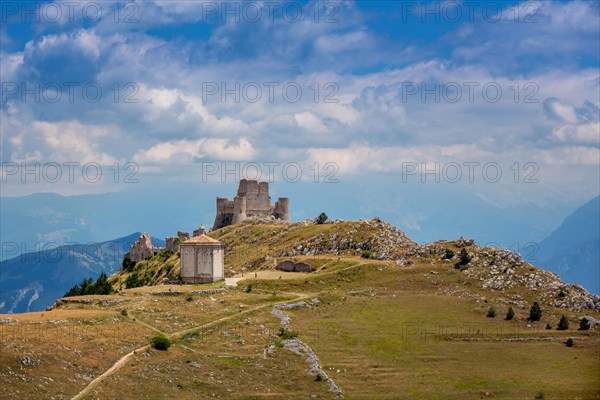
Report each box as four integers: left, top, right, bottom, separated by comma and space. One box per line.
212, 179, 290, 230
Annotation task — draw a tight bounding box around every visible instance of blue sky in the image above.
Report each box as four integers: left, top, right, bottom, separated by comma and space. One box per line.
0, 1, 599, 245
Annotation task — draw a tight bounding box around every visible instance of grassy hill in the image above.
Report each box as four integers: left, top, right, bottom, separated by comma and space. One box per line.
1, 219, 599, 399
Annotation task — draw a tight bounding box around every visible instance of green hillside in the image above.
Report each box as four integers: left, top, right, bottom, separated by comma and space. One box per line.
1, 219, 599, 399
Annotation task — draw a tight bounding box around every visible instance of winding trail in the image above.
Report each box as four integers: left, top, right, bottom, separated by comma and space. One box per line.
70, 291, 309, 400
71, 259, 368, 399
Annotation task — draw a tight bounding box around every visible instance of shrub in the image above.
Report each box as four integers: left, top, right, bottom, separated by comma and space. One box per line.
454, 248, 471, 269
245, 284, 253, 293
158, 250, 172, 262
458, 248, 471, 265
125, 272, 143, 289
565, 338, 574, 347
529, 302, 542, 321
557, 290, 566, 300
186, 294, 193, 302
443, 248, 455, 260
545, 323, 552, 330
164, 263, 175, 275
557, 315, 569, 330
315, 212, 328, 224
360, 250, 371, 259
150, 335, 171, 350
486, 307, 496, 318
505, 306, 514, 320
120, 309, 128, 316
278, 327, 298, 340
535, 392, 545, 399
579, 317, 591, 331
121, 256, 136, 272
315, 373, 324, 382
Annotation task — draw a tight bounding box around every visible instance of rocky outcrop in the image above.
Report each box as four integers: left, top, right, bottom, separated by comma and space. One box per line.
420, 240, 600, 313
275, 218, 417, 260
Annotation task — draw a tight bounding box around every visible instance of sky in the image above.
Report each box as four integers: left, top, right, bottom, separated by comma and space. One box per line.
0, 0, 599, 246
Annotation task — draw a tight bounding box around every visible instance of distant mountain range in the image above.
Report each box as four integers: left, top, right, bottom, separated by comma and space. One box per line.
536, 196, 599, 294
0, 233, 164, 313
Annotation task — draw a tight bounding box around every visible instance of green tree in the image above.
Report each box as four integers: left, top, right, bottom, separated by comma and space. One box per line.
454, 248, 472, 269
565, 338, 574, 347
505, 306, 515, 320
529, 302, 542, 321
443, 248, 455, 260
315, 212, 328, 224
150, 335, 171, 350
125, 271, 142, 289
579, 317, 591, 331
557, 315, 569, 330
121, 256, 136, 272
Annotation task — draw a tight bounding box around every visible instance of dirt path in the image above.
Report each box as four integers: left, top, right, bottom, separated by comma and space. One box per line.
71, 345, 150, 400
70, 291, 308, 400
70, 261, 369, 399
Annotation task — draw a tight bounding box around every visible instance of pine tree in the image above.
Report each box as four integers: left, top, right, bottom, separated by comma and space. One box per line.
529, 301, 542, 321
557, 315, 569, 330
579, 317, 591, 331
505, 306, 515, 320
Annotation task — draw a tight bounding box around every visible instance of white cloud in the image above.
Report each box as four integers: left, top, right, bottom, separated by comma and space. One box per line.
133, 137, 255, 164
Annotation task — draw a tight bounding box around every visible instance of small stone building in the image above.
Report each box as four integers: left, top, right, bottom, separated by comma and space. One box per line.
180, 228, 224, 283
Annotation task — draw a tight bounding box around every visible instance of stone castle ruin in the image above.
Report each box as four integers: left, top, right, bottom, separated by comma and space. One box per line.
127, 232, 162, 262
124, 180, 290, 283
213, 179, 290, 230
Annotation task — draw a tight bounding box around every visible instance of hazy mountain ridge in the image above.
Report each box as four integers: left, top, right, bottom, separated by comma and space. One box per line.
536, 196, 600, 294
0, 233, 165, 313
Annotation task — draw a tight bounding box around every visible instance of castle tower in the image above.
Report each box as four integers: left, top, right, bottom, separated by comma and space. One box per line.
231, 196, 247, 224
212, 180, 290, 230
274, 198, 290, 222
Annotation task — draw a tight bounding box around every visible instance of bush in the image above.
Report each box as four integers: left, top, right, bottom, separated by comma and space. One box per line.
120, 309, 128, 316
505, 306, 514, 320
579, 317, 591, 331
164, 263, 175, 275
565, 338, 574, 347
360, 250, 371, 259
315, 212, 328, 224
186, 294, 193, 302
458, 248, 471, 264
454, 248, 471, 269
545, 323, 552, 330
150, 335, 171, 350
125, 272, 143, 289
529, 302, 542, 321
486, 307, 496, 318
157, 250, 173, 262
121, 256, 136, 272
278, 327, 298, 340
443, 248, 455, 260
315, 373, 324, 382
245, 284, 253, 293
557, 315, 569, 330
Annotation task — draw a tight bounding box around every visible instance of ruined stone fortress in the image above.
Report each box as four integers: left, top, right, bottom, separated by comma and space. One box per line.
125, 179, 290, 283
212, 179, 290, 230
